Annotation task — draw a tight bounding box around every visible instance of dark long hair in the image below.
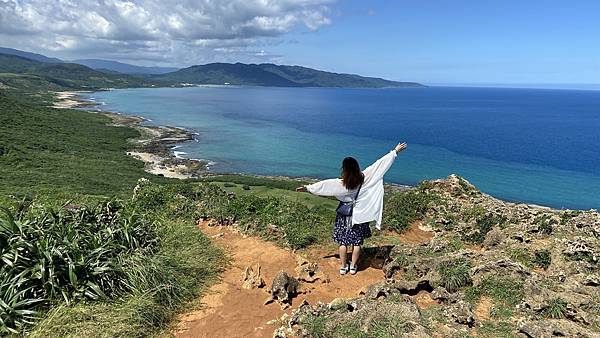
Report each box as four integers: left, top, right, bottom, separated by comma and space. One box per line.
341, 157, 364, 190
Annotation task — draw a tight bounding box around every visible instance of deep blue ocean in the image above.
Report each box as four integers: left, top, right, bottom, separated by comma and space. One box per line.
85, 86, 600, 210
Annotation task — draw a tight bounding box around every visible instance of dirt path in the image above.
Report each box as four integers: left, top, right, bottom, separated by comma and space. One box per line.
174, 221, 433, 338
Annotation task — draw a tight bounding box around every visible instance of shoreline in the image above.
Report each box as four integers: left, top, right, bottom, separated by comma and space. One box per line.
51, 91, 592, 212
53, 91, 210, 179
51, 91, 413, 188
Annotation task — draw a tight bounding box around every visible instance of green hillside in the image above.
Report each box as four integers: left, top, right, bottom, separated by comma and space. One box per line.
153, 62, 423, 88
0, 54, 159, 90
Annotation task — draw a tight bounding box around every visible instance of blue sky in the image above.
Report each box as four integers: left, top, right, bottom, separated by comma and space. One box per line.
276, 1, 600, 84
1, 0, 598, 85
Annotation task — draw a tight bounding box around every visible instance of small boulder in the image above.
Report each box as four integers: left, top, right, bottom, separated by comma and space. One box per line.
582, 274, 599, 286
519, 319, 596, 338
328, 298, 348, 311
483, 227, 505, 248
431, 286, 451, 302
446, 300, 475, 327
265, 271, 299, 309
295, 262, 329, 284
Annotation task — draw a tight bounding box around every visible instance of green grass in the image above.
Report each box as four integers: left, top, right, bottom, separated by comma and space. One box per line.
464, 277, 524, 319
0, 91, 166, 202
200, 174, 309, 191
437, 258, 472, 292
383, 182, 437, 233
541, 298, 568, 319
18, 182, 225, 337
209, 181, 339, 210
477, 321, 518, 338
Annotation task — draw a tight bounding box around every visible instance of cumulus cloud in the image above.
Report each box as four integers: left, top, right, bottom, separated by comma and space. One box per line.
0, 0, 335, 66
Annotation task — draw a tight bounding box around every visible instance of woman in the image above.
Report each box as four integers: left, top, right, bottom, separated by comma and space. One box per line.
296, 142, 407, 275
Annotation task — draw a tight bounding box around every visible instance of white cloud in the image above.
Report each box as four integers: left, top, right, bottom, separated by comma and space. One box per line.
0, 0, 335, 66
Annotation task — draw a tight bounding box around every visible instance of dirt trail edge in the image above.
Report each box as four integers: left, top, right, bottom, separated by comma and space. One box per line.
174, 221, 433, 338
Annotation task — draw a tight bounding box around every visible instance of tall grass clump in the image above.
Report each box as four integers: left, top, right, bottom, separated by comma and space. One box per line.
2, 180, 226, 336
437, 258, 472, 292
0, 199, 156, 334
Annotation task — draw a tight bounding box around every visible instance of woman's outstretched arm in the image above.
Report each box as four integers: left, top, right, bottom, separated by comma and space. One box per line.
362, 142, 407, 181
296, 178, 347, 196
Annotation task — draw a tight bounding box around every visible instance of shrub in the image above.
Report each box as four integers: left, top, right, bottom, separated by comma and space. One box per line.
242, 185, 251, 190
533, 250, 552, 269
534, 215, 556, 235
464, 213, 507, 244
223, 183, 235, 188
437, 258, 472, 292
559, 210, 582, 225
383, 186, 437, 233
541, 298, 568, 319
463, 206, 486, 221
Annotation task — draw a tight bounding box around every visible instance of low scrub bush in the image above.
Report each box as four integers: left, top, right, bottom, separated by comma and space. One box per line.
559, 210, 582, 225
464, 213, 507, 244
533, 250, 552, 269
437, 258, 472, 292
383, 183, 437, 233
541, 298, 568, 319
534, 215, 556, 235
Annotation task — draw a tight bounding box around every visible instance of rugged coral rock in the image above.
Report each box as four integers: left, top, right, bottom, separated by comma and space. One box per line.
265, 271, 299, 309
519, 319, 597, 338
295, 259, 329, 284
286, 175, 600, 337
241, 263, 265, 289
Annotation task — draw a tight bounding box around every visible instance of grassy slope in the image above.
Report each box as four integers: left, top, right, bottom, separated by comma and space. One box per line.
0, 90, 163, 202
0, 88, 223, 337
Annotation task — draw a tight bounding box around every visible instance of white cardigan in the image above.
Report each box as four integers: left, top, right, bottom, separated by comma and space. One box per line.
305, 150, 397, 230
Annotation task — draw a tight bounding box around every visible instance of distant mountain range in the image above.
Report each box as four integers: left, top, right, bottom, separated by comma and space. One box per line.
0, 47, 63, 63
0, 54, 154, 90
0, 47, 424, 89
155, 63, 422, 88
71, 59, 178, 75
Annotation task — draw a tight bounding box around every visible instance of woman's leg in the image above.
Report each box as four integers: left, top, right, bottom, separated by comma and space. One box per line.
339, 245, 348, 267
351, 245, 361, 268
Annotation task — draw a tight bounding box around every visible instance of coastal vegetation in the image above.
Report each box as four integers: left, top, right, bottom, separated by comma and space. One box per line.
1, 63, 598, 337
0, 90, 155, 202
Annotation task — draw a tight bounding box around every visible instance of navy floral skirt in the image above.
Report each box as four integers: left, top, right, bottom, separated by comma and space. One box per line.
332, 214, 371, 246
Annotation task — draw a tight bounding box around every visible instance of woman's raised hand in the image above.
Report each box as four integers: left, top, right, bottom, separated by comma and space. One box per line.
394, 142, 407, 153
296, 186, 308, 192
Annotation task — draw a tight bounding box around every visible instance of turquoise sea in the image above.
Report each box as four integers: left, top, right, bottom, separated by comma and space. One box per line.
85, 86, 600, 210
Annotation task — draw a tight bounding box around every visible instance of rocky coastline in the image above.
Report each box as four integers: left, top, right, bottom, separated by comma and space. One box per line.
52, 91, 209, 179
